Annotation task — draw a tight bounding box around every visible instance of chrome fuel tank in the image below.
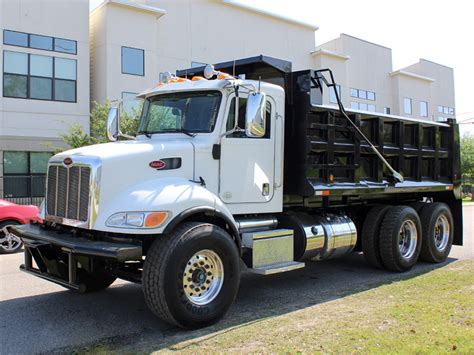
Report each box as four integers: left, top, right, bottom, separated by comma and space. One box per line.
278, 212, 357, 261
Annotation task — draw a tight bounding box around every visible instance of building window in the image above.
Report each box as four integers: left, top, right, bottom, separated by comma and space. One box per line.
3, 30, 28, 47
420, 101, 428, 117
30, 34, 53, 51
350, 101, 375, 112
329, 85, 341, 104
54, 38, 76, 54
350, 87, 375, 101
358, 90, 367, 100
403, 98, 412, 115
437, 105, 455, 116
122, 46, 144, 76
2, 151, 52, 198
3, 50, 76, 102
384, 107, 391, 114
3, 30, 76, 55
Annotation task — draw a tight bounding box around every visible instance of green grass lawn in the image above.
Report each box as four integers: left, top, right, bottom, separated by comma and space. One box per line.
164, 260, 474, 353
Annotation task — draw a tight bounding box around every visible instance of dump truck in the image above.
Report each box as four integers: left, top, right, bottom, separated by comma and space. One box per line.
12, 55, 463, 328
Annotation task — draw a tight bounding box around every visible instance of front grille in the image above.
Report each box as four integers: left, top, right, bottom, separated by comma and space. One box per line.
46, 165, 91, 221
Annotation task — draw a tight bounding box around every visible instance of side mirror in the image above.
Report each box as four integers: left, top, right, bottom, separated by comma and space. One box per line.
107, 107, 119, 141
245, 92, 266, 138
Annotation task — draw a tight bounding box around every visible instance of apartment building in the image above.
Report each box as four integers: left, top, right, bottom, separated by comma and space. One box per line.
314, 34, 455, 121
0, 0, 90, 202
89, 0, 318, 113
0, 0, 456, 203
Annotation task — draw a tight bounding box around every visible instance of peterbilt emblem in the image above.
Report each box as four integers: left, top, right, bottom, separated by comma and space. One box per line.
149, 160, 166, 169
63, 157, 73, 167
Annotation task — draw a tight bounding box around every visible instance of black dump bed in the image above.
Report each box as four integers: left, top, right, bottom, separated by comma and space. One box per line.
179, 55, 462, 195
179, 55, 463, 244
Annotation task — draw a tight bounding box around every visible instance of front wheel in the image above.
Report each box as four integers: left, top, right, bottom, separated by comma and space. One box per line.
143, 222, 240, 328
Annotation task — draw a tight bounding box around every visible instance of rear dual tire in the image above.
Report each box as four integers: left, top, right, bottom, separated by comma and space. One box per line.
379, 206, 422, 272
362, 203, 454, 272
419, 203, 453, 263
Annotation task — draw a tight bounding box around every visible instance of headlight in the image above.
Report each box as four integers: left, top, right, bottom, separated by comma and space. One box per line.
106, 211, 169, 229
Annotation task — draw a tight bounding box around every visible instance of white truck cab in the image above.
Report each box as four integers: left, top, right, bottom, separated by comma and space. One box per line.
48, 77, 284, 237
13, 55, 462, 328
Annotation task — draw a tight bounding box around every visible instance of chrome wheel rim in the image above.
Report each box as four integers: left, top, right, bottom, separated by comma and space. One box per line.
434, 214, 450, 252
182, 249, 224, 306
398, 220, 417, 259
0, 226, 22, 252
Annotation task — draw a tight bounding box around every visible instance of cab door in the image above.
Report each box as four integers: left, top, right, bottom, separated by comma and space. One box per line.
219, 94, 275, 204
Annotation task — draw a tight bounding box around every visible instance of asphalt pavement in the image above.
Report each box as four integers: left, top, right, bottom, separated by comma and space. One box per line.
1, 204, 472, 354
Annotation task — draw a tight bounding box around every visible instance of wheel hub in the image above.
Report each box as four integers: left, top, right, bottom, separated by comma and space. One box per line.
434, 214, 450, 251
398, 220, 417, 259
0, 226, 22, 252
182, 249, 224, 306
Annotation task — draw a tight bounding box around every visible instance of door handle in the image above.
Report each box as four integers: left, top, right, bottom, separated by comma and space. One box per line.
262, 183, 270, 196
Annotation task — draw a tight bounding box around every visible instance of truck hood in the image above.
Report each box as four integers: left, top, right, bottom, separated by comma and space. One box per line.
52, 139, 195, 205
57, 139, 193, 162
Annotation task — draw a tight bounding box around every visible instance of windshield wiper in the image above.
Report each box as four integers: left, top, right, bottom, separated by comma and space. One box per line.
160, 128, 197, 137
138, 129, 196, 138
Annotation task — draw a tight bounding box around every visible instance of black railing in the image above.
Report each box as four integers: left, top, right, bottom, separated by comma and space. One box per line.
1, 175, 46, 206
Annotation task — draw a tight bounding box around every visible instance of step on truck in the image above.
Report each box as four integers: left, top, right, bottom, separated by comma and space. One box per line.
12, 55, 463, 328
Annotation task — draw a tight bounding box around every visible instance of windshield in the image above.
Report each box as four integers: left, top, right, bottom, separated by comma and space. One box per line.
138, 91, 222, 134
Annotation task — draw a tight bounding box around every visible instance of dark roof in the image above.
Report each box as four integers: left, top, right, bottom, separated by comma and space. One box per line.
176, 55, 292, 77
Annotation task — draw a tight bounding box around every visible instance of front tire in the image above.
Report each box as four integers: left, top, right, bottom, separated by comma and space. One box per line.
419, 203, 453, 263
143, 222, 240, 328
379, 206, 422, 272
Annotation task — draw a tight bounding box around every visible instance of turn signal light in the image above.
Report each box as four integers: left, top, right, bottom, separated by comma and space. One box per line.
144, 212, 169, 228
217, 72, 233, 79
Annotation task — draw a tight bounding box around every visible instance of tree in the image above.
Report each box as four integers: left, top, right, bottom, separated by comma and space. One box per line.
460, 132, 474, 200
461, 133, 474, 177
61, 101, 141, 149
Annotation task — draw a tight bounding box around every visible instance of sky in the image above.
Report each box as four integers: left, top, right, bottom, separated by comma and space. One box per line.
90, 0, 474, 134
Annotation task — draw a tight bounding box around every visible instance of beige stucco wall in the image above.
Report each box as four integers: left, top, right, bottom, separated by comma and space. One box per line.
90, 0, 317, 104
316, 34, 394, 113
401, 59, 455, 120
390, 74, 432, 117
0, 0, 90, 153
314, 34, 455, 121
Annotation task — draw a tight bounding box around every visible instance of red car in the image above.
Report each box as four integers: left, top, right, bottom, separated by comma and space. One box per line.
0, 199, 41, 254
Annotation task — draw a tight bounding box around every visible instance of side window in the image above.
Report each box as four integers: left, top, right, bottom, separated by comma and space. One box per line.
225, 97, 272, 138
226, 97, 248, 137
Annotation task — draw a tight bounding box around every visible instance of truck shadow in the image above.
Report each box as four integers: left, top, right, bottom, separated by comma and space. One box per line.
0, 253, 458, 354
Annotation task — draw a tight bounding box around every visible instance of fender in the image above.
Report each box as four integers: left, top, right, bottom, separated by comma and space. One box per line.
93, 177, 238, 237
163, 206, 241, 252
